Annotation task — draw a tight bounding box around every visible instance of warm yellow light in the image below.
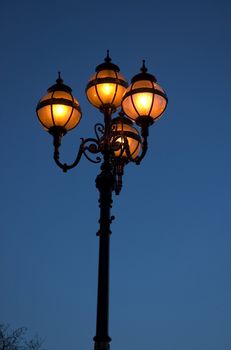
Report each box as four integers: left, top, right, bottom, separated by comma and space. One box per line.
121, 62, 168, 125
52, 104, 71, 125
137, 93, 152, 112
103, 84, 113, 95
115, 137, 123, 146
132, 92, 152, 116
139, 94, 150, 107
85, 54, 128, 111
111, 117, 142, 160
122, 85, 167, 123
96, 83, 115, 103
54, 104, 65, 116
36, 88, 82, 132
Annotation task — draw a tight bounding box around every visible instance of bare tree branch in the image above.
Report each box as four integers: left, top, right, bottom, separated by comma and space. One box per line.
0, 325, 44, 350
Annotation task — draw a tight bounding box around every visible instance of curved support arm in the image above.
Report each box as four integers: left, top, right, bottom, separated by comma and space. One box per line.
135, 124, 149, 165
53, 135, 85, 172
52, 132, 102, 173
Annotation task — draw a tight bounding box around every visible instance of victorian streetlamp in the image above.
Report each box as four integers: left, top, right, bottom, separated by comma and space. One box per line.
36, 51, 168, 350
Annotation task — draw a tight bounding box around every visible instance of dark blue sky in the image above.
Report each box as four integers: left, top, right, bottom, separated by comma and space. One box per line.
1, 0, 231, 349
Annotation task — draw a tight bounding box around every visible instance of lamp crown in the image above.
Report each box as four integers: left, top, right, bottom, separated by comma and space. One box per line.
131, 60, 157, 84
112, 111, 133, 126
48, 73, 72, 93
95, 51, 120, 72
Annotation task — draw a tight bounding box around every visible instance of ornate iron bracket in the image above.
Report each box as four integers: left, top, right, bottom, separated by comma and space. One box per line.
50, 126, 102, 173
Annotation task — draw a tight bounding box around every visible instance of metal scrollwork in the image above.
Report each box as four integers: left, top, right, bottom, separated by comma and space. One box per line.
121, 136, 133, 162
110, 134, 134, 163
81, 138, 102, 163
94, 123, 105, 141
52, 113, 145, 174
52, 129, 102, 172
110, 135, 124, 158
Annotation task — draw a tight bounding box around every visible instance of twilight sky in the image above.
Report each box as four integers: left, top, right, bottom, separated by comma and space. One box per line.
1, 0, 231, 349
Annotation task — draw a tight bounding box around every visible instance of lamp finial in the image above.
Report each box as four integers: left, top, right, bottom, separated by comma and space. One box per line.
56, 71, 63, 84
105, 50, 112, 63
141, 60, 148, 73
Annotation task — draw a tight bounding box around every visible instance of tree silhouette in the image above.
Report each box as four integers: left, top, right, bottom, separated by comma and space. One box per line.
0, 325, 43, 350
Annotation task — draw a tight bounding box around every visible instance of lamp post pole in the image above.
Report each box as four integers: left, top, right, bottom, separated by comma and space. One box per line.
94, 108, 114, 350
36, 52, 168, 350
94, 161, 113, 350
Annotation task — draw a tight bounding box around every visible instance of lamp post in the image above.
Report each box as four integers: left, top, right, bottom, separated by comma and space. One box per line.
36, 51, 168, 350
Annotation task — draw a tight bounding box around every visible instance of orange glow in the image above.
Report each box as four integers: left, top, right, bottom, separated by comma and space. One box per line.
122, 84, 167, 122
86, 69, 127, 110
37, 92, 81, 131
52, 104, 72, 126
97, 83, 115, 102
134, 93, 152, 115
102, 84, 113, 95
111, 122, 141, 159
54, 104, 66, 116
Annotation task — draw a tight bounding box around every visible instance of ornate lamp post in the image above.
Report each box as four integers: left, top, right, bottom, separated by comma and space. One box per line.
36, 51, 168, 350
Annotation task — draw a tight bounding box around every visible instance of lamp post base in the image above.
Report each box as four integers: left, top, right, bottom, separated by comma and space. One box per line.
94, 337, 111, 350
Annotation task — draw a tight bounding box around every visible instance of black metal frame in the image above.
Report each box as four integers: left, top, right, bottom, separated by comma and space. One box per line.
37, 54, 168, 350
